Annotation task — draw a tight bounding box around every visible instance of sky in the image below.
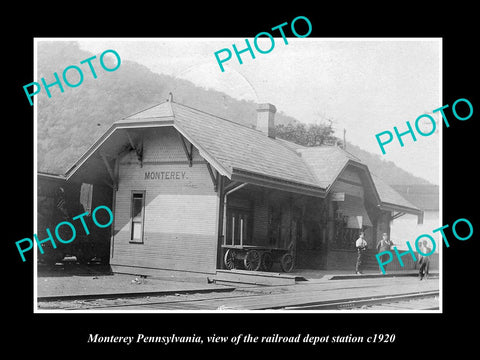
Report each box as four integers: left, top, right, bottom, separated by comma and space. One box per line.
77, 38, 441, 185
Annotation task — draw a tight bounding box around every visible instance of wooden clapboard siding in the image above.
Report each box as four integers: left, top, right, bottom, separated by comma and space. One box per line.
143, 127, 200, 163
112, 232, 217, 273
228, 195, 251, 209
339, 166, 362, 184
110, 127, 219, 274
253, 192, 269, 245
332, 167, 364, 198
326, 249, 359, 270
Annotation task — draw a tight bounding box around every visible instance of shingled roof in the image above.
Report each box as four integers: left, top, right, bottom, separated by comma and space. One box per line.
116, 99, 324, 196
66, 98, 421, 216
390, 184, 439, 211
370, 173, 420, 211
172, 102, 320, 188
297, 146, 361, 189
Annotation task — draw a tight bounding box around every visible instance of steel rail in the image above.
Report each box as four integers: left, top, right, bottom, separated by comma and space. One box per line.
279, 290, 439, 310
53, 289, 439, 311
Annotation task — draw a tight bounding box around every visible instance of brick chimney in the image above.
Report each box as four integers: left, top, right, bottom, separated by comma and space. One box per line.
256, 103, 277, 138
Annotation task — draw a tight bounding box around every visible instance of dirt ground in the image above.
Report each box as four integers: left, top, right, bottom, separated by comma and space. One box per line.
37, 263, 232, 300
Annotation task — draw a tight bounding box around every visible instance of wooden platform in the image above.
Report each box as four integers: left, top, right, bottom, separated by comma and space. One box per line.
214, 269, 306, 286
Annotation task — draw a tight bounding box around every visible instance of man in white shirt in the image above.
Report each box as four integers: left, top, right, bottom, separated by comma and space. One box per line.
355, 231, 368, 274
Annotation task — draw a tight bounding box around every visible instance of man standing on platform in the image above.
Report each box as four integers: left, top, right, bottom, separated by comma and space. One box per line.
417, 240, 432, 280
355, 231, 368, 274
376, 232, 394, 274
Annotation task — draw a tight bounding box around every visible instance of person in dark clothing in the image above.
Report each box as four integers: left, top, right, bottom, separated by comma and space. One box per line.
355, 232, 368, 274
417, 240, 432, 280
376, 232, 394, 274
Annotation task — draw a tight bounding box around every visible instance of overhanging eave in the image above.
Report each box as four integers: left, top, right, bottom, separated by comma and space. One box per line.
379, 202, 424, 224
231, 168, 326, 198
65, 120, 174, 183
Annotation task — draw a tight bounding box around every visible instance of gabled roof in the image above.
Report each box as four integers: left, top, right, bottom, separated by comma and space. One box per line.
296, 146, 421, 214
123, 101, 174, 120
65, 98, 421, 216
172, 102, 320, 188
109, 100, 323, 196
296, 146, 362, 189
391, 184, 439, 211
370, 173, 420, 212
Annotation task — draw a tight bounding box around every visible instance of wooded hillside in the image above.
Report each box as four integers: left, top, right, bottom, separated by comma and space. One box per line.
36, 41, 431, 186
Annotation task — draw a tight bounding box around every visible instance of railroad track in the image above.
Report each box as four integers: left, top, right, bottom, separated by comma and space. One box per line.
280, 290, 439, 310
44, 288, 439, 311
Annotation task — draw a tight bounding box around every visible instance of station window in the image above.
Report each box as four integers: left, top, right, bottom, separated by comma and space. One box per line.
130, 191, 145, 243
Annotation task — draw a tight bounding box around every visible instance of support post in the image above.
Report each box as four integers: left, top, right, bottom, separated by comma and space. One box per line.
206, 163, 218, 192
392, 211, 406, 220
222, 183, 248, 247
216, 176, 225, 269
125, 131, 136, 149
125, 131, 143, 167
178, 133, 193, 167
100, 152, 117, 189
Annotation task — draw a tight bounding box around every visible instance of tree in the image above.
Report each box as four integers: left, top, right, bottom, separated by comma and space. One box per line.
275, 122, 340, 147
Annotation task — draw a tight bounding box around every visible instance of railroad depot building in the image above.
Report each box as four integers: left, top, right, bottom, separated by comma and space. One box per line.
59, 96, 423, 276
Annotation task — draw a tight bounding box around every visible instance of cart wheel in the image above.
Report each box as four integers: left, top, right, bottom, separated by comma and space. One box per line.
280, 253, 294, 273
224, 249, 236, 270
244, 250, 261, 271
261, 252, 274, 272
